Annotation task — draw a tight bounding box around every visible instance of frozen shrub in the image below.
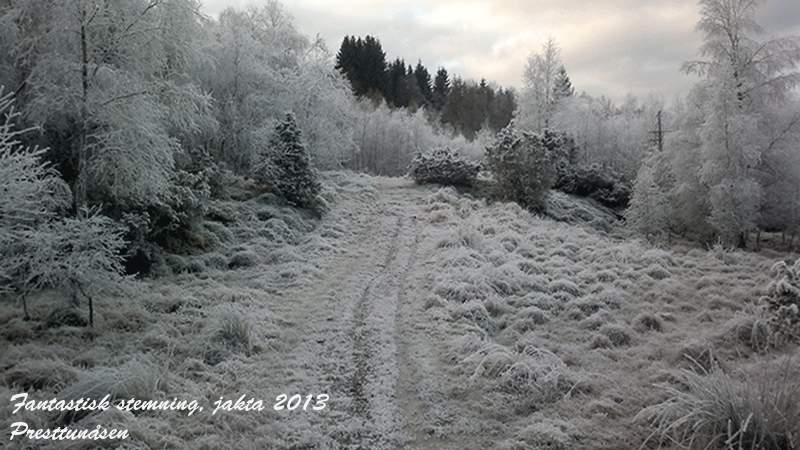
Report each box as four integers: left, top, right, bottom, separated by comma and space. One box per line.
409, 147, 480, 187
512, 306, 551, 333
203, 252, 229, 270
447, 333, 484, 363
512, 292, 561, 311
485, 126, 558, 213
515, 306, 551, 325
435, 280, 489, 303
564, 296, 608, 319
670, 339, 720, 372
43, 306, 90, 328
758, 259, 800, 344
14, 212, 126, 326
718, 311, 772, 352
645, 264, 672, 280
465, 343, 576, 406
261, 218, 299, 244
500, 417, 577, 450
588, 333, 614, 349
579, 310, 616, 331
3, 358, 79, 392
554, 163, 631, 209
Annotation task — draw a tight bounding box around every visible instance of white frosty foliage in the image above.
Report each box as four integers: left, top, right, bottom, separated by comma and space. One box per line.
0, 90, 125, 324
627, 155, 669, 237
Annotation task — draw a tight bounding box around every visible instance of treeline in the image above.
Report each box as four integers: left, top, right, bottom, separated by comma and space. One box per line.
335, 35, 515, 140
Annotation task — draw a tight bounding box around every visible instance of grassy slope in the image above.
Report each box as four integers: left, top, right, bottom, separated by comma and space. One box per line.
1, 172, 798, 450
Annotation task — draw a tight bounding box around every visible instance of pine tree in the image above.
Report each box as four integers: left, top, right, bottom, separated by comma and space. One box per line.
413, 61, 433, 107
256, 113, 320, 208
432, 67, 450, 111
334, 35, 387, 100
627, 154, 670, 238
553, 66, 574, 101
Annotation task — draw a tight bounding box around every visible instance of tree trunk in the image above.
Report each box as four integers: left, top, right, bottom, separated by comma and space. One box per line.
737, 231, 747, 249
75, 8, 90, 215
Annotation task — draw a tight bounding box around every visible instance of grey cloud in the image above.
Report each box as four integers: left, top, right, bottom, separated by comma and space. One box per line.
201, 0, 800, 104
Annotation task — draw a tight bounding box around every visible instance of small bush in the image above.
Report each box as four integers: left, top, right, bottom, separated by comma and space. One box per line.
409, 147, 480, 187
758, 259, 800, 344
598, 323, 635, 347
485, 126, 559, 213
554, 163, 631, 209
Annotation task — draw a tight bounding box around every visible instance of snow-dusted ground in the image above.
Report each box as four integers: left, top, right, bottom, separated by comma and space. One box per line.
2, 172, 798, 450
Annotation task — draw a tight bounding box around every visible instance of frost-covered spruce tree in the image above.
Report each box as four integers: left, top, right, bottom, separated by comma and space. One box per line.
627, 153, 670, 238
0, 90, 125, 326
255, 113, 321, 208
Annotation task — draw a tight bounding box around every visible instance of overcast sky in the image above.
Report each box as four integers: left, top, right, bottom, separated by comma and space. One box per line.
199, 0, 800, 104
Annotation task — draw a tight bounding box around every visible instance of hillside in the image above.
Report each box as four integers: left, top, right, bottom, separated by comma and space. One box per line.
2, 172, 798, 449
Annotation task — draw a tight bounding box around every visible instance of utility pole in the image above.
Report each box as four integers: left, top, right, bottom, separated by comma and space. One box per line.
649, 110, 663, 152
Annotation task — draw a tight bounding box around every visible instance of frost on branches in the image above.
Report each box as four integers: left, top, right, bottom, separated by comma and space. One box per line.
0, 90, 125, 326
485, 126, 561, 213
255, 113, 321, 209
761, 260, 800, 345
409, 147, 480, 188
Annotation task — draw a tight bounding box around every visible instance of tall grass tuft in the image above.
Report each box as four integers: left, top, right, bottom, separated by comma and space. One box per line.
638, 358, 800, 450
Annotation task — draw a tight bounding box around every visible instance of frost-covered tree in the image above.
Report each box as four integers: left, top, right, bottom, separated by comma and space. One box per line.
202, 2, 355, 171
551, 93, 659, 182
5, 0, 211, 211
676, 0, 800, 246
255, 113, 320, 208
626, 154, 670, 238
516, 38, 569, 133
0, 90, 124, 325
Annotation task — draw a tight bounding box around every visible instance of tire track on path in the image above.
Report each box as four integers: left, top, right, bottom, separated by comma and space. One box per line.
265, 177, 455, 450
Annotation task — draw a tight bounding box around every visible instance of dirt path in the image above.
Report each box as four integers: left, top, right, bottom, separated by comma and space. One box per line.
264, 177, 457, 449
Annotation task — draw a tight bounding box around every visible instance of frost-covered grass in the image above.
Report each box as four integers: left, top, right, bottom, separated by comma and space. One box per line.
416, 185, 799, 448
1, 172, 798, 449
